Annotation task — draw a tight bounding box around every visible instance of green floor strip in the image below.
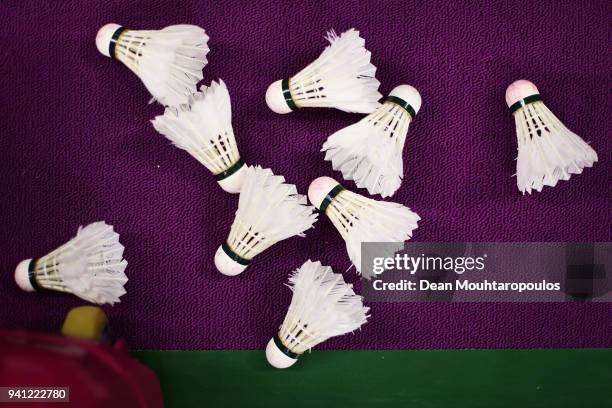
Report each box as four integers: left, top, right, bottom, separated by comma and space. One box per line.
132, 349, 612, 407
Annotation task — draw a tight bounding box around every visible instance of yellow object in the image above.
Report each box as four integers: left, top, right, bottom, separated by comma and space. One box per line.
61, 306, 109, 341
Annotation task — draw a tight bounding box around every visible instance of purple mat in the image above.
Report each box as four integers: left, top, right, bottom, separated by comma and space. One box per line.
0, 1, 610, 350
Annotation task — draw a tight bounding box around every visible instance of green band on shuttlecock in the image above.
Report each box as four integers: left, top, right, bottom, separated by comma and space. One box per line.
221, 242, 251, 266
273, 334, 299, 359
281, 78, 298, 111
28, 258, 43, 292
319, 185, 345, 213
509, 94, 541, 114
385, 96, 416, 119
109, 26, 127, 59
214, 159, 245, 181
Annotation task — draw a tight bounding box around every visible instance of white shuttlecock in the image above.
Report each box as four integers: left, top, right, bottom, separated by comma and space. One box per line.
322, 85, 422, 198
308, 177, 419, 278
265, 260, 369, 369
151, 80, 246, 193
506, 80, 598, 194
215, 166, 318, 276
96, 23, 209, 107
14, 222, 128, 305
265, 29, 381, 114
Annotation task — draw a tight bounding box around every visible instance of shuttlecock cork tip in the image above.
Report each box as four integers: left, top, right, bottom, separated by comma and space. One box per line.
217, 164, 247, 193
96, 23, 122, 58
505, 80, 539, 108
15, 259, 35, 292
214, 245, 248, 276
265, 338, 298, 369
390, 85, 422, 115
265, 80, 293, 114
308, 177, 340, 209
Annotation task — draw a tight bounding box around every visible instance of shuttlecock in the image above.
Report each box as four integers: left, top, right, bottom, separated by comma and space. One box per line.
308, 177, 419, 278
14, 222, 128, 305
96, 23, 209, 107
506, 80, 598, 194
265, 260, 369, 369
215, 167, 318, 276
151, 80, 246, 193
322, 85, 421, 197
265, 29, 381, 114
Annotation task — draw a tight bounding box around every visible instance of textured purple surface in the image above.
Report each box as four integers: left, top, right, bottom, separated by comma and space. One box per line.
0, 1, 610, 350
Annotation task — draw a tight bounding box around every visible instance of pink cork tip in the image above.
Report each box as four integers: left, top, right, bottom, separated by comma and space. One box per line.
96, 23, 121, 57
308, 177, 340, 209
265, 80, 293, 114
505, 80, 539, 107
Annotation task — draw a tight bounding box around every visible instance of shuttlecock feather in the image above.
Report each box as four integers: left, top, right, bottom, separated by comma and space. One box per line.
215, 166, 318, 276
506, 80, 598, 194
265, 260, 369, 369
308, 177, 419, 278
265, 29, 381, 114
14, 222, 128, 305
96, 23, 209, 107
152, 80, 246, 193
323, 85, 422, 197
